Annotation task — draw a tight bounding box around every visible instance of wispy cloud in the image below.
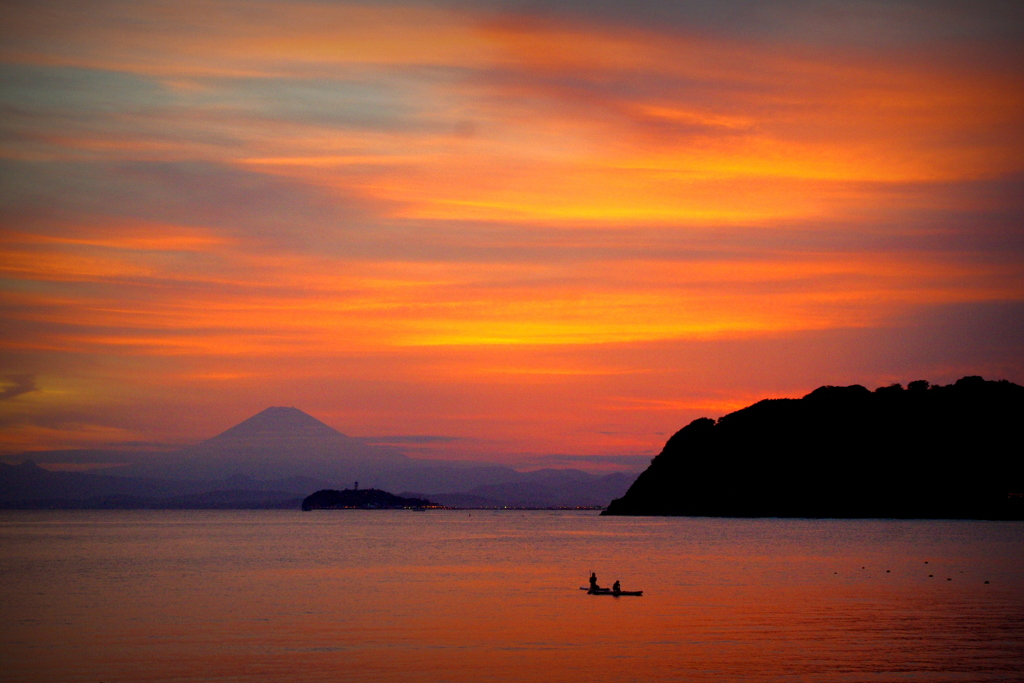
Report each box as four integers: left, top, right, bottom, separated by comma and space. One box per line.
358, 435, 466, 444
0, 0, 1021, 455
0, 374, 36, 401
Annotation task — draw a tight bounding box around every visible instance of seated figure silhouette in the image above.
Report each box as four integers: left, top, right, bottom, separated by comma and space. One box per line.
588, 572, 600, 593
612, 580, 621, 595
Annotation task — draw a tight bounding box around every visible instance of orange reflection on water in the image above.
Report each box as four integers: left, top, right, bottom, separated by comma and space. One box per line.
3, 511, 1022, 683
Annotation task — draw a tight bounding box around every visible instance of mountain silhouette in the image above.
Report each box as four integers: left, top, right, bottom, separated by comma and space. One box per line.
128, 406, 410, 481
209, 406, 351, 442
604, 376, 1024, 519
192, 406, 406, 461
4, 407, 640, 507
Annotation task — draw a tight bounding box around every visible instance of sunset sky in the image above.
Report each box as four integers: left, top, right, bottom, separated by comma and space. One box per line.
1, 0, 1022, 469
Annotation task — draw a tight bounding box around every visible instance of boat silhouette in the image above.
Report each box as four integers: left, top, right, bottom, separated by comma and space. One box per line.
579, 587, 643, 596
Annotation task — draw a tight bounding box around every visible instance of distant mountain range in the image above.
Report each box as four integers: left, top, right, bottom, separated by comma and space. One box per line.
403, 469, 637, 508
1, 407, 637, 509
605, 376, 1024, 519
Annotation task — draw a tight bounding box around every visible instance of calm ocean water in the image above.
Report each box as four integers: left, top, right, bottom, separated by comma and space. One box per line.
2, 510, 1022, 682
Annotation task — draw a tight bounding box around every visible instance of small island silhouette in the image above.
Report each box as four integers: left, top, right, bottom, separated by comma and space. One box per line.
604, 376, 1024, 519
301, 487, 433, 511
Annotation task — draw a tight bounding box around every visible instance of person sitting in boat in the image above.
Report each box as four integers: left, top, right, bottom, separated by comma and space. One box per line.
588, 572, 600, 593
612, 580, 621, 595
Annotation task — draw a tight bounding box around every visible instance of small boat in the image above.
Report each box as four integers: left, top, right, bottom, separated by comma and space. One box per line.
579, 587, 643, 596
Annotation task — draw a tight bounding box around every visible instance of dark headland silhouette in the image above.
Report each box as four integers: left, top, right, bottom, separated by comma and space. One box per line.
301, 487, 433, 511
604, 376, 1024, 519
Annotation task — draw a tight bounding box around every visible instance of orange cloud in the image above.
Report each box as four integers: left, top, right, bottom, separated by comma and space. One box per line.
0, 1, 1021, 457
